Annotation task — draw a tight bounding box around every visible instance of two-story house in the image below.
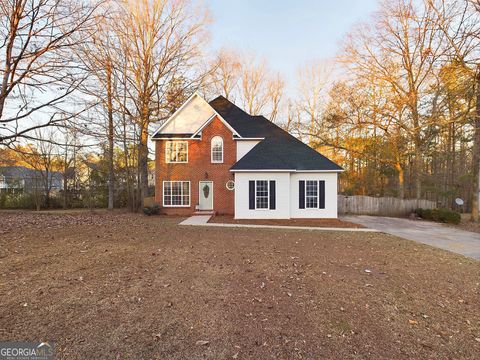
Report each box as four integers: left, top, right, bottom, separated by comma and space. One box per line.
152, 94, 343, 219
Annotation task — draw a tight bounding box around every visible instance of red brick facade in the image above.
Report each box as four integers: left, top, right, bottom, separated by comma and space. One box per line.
154, 116, 236, 215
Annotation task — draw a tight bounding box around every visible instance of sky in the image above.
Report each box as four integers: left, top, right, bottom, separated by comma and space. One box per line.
206, 0, 379, 90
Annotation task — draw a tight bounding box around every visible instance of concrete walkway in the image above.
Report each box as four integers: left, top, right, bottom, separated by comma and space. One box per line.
342, 215, 480, 260
179, 216, 379, 232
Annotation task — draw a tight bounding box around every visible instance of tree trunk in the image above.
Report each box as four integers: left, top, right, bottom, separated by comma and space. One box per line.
63, 149, 68, 209
106, 60, 115, 210
471, 67, 480, 222
395, 162, 405, 199
412, 118, 422, 200
137, 123, 149, 211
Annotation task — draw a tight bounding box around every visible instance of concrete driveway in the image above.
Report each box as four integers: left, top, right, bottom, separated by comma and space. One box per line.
341, 215, 480, 260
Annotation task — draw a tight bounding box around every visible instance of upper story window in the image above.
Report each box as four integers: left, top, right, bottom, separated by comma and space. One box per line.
211, 136, 223, 163
165, 141, 188, 163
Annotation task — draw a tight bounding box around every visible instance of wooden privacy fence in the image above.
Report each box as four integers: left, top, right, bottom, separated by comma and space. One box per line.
338, 195, 436, 217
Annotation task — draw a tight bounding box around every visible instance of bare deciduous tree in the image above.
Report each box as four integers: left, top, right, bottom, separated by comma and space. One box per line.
113, 0, 208, 210
0, 0, 102, 144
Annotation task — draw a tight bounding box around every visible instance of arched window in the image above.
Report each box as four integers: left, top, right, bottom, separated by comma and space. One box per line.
211, 136, 223, 163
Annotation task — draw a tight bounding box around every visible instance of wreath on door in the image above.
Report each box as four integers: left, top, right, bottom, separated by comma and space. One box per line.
203, 184, 210, 198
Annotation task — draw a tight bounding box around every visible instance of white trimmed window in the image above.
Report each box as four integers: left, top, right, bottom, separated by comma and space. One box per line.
255, 180, 269, 209
165, 141, 188, 163
163, 181, 190, 207
211, 136, 223, 163
306, 180, 318, 208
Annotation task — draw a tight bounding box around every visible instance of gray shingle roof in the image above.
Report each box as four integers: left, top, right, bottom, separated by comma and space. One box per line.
151, 95, 343, 172
209, 96, 343, 172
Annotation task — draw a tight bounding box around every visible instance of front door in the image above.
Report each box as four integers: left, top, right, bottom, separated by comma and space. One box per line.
199, 181, 213, 210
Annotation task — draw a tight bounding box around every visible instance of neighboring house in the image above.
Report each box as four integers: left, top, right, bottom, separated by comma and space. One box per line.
148, 168, 155, 187
152, 93, 343, 219
0, 166, 63, 193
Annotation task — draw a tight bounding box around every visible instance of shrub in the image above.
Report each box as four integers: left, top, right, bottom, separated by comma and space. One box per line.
143, 204, 160, 216
415, 208, 461, 225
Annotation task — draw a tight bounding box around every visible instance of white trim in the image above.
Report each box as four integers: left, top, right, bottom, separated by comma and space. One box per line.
165, 141, 188, 163
198, 180, 214, 210
162, 180, 191, 207
152, 92, 241, 138
190, 114, 217, 137
153, 137, 201, 141
234, 137, 265, 141
255, 180, 270, 210
211, 136, 224, 163
231, 169, 344, 173
226, 180, 235, 190
152, 93, 200, 138
191, 111, 241, 138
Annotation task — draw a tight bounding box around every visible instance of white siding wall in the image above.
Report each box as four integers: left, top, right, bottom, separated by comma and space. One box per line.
234, 172, 338, 219
234, 172, 290, 219
236, 140, 260, 161
290, 173, 338, 218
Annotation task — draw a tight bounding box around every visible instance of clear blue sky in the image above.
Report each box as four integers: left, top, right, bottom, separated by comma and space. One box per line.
206, 0, 379, 87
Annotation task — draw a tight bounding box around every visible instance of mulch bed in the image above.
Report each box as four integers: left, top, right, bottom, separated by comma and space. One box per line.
1, 211, 479, 359
209, 215, 365, 228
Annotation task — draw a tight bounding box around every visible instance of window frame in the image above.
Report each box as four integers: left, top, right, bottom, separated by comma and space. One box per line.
162, 181, 191, 207
211, 136, 224, 163
165, 141, 188, 163
305, 180, 319, 209
255, 180, 269, 210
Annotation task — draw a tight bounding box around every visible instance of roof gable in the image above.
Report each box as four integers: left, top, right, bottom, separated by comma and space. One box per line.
152, 94, 343, 172
153, 93, 216, 136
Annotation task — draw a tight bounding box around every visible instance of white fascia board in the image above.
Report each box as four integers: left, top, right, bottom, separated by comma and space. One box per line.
230, 169, 344, 173
151, 92, 200, 138
190, 102, 241, 138
234, 137, 265, 141
190, 114, 217, 137
152, 137, 201, 141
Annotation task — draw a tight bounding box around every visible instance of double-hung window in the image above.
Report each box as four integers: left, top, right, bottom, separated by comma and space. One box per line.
165, 141, 188, 163
249, 180, 276, 210
211, 136, 223, 163
163, 181, 190, 207
299, 180, 325, 209
306, 180, 318, 208
255, 180, 269, 209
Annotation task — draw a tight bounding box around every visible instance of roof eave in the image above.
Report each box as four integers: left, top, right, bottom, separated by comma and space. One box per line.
230, 169, 345, 173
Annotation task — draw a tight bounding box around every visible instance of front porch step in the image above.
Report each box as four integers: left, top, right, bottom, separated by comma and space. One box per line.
193, 210, 216, 216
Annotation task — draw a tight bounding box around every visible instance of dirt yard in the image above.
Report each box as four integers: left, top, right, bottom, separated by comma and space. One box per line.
209, 215, 364, 228
456, 214, 480, 234
1, 211, 479, 359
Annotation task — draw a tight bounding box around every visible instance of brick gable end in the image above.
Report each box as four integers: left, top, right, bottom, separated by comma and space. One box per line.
155, 116, 236, 215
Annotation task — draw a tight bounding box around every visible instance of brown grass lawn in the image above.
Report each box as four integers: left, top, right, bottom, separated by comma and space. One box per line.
0, 211, 479, 359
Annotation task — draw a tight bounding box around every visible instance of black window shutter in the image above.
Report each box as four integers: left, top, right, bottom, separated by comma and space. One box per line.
319, 180, 325, 209
249, 181, 255, 209
269, 181, 276, 210
299, 180, 305, 209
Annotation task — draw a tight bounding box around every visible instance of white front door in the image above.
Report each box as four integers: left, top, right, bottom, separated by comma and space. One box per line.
199, 181, 213, 210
